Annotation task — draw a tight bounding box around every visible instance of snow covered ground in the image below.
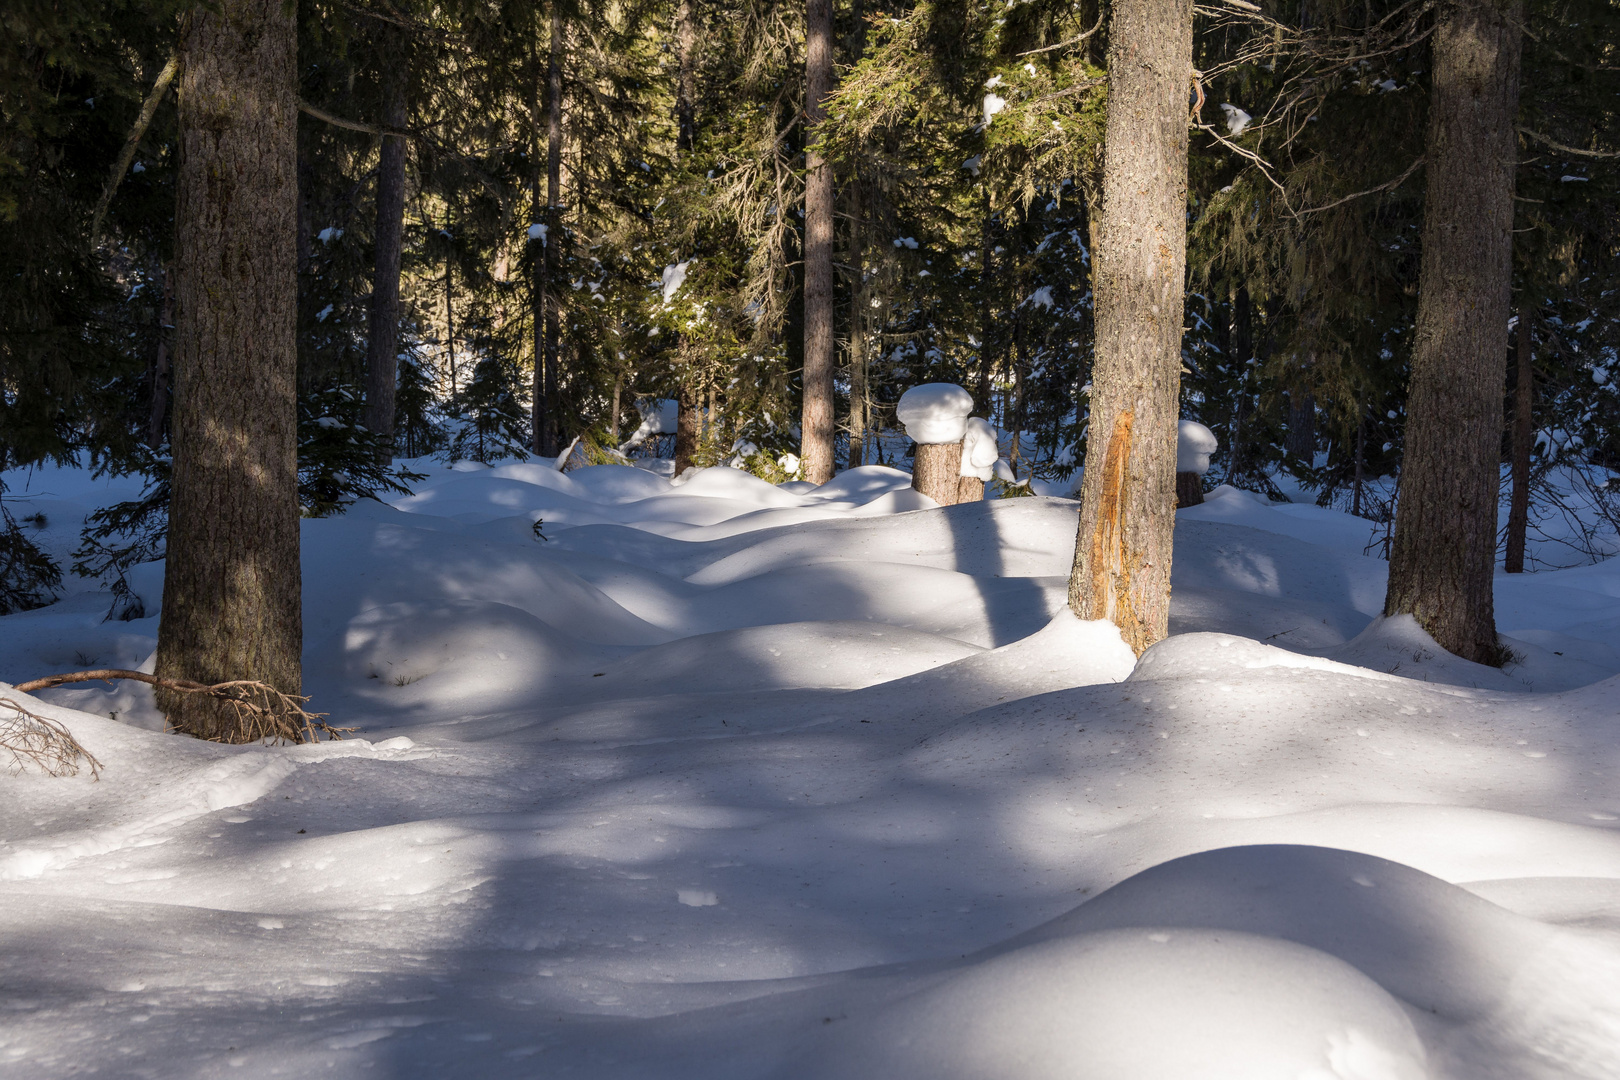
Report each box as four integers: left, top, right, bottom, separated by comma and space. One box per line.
2, 460, 1618, 1079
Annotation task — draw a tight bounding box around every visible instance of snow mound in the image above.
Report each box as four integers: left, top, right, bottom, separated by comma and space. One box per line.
958, 417, 999, 481
896, 384, 974, 444
1177, 418, 1219, 474
801, 926, 1426, 1080
1325, 615, 1524, 691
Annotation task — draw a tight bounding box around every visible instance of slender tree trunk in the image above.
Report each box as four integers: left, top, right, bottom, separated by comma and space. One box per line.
1286, 388, 1316, 463
1353, 412, 1366, 517
1504, 304, 1534, 572
847, 173, 868, 470
145, 263, 173, 449
444, 224, 456, 396
158, 0, 301, 740
1228, 286, 1252, 479
1384, 0, 1523, 663
1066, 0, 1193, 654
799, 0, 836, 484
363, 43, 407, 460
675, 380, 700, 473
676, 0, 697, 153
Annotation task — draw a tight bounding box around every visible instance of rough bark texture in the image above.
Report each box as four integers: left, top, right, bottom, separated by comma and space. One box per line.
912, 442, 961, 506
1504, 304, 1533, 572
956, 476, 985, 503
675, 0, 696, 154
1384, 0, 1523, 663
1175, 472, 1203, 508
158, 0, 302, 740
799, 0, 836, 485
1066, 0, 1192, 654
1285, 389, 1316, 463
363, 41, 407, 458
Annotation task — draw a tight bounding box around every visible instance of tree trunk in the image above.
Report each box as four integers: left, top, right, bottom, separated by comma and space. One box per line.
1175, 472, 1203, 508
675, 382, 700, 473
444, 222, 456, 396
676, 0, 696, 154
847, 174, 868, 471
799, 0, 836, 485
1066, 0, 1193, 655
956, 476, 985, 503
1504, 304, 1534, 572
1285, 389, 1315, 464
145, 263, 173, 449
1228, 287, 1252, 479
158, 0, 302, 740
912, 442, 961, 506
1384, 0, 1523, 663
531, 12, 564, 457
363, 42, 407, 460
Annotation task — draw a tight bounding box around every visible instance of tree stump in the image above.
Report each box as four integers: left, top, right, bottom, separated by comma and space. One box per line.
956, 476, 985, 503
912, 442, 962, 505
1175, 471, 1204, 508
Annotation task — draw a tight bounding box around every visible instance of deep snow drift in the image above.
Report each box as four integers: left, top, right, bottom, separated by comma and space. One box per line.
1, 461, 1618, 1080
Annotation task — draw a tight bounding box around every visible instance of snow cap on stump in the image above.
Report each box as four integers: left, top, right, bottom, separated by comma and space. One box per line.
1177, 419, 1219, 475
897, 383, 974, 445
960, 417, 1000, 480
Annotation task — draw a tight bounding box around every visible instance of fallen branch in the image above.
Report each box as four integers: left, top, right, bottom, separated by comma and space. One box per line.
91, 53, 180, 244
13, 670, 346, 745
1, 697, 102, 778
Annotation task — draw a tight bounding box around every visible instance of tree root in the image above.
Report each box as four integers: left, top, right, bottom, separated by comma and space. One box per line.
12, 670, 348, 746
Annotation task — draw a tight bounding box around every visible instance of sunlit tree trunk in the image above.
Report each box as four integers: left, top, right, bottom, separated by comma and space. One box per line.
157, 0, 301, 740
799, 0, 836, 484
1066, 0, 1193, 654
1384, 0, 1523, 662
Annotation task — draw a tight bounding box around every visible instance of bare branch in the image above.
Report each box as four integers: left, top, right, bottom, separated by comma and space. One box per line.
1295, 155, 1426, 215
1518, 127, 1620, 160
14, 670, 347, 744
1016, 9, 1107, 57
91, 53, 179, 244
1, 697, 102, 778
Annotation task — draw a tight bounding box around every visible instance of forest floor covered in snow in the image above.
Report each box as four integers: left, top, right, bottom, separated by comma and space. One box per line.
2, 459, 1619, 1079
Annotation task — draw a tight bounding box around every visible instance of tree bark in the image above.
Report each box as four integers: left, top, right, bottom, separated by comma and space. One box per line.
1175, 472, 1203, 508
1504, 303, 1534, 572
1384, 0, 1523, 663
956, 475, 985, 503
912, 442, 961, 506
1066, 0, 1193, 654
363, 39, 408, 460
1285, 389, 1316, 464
847, 174, 868, 471
799, 0, 836, 485
675, 382, 700, 473
158, 0, 302, 740
531, 12, 564, 457
676, 0, 697, 154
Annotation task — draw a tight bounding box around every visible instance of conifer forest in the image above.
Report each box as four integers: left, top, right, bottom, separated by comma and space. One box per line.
3, 0, 1620, 1077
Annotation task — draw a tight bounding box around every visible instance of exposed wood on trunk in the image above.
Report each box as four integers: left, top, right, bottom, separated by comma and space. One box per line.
799, 0, 836, 485
158, 0, 302, 741
1504, 304, 1534, 572
363, 35, 408, 460
912, 442, 961, 506
1384, 0, 1523, 664
1066, 0, 1192, 655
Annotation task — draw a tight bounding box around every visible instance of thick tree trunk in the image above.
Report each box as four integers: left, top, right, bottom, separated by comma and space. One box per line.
912, 442, 961, 506
363, 44, 407, 459
1504, 304, 1534, 572
158, 0, 302, 740
145, 264, 173, 449
1384, 0, 1523, 663
799, 0, 836, 485
1066, 0, 1192, 654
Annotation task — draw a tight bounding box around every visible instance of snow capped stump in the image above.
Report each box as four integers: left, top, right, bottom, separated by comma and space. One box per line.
898, 383, 974, 505
956, 416, 999, 503
1176, 419, 1218, 508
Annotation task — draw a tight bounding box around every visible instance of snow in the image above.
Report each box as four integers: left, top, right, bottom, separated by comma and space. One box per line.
983, 93, 1007, 124
1221, 103, 1253, 136
617, 398, 678, 452
895, 383, 974, 444
2, 457, 1620, 1079
1177, 417, 1219, 473
661, 260, 692, 303
958, 417, 999, 480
